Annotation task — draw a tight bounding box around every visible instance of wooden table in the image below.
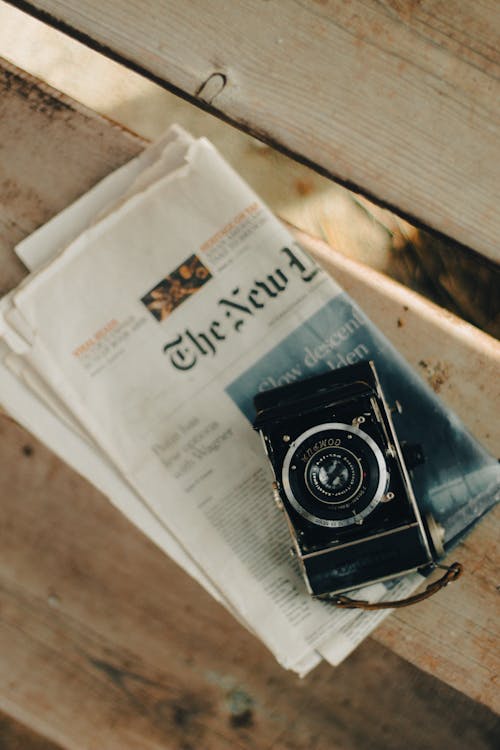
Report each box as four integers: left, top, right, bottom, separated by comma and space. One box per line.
6, 0, 500, 265
0, 4, 499, 746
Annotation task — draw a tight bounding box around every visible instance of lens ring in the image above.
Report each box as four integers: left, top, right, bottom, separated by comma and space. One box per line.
281, 422, 387, 528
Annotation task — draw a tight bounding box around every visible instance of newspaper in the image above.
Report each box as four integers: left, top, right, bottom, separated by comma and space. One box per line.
1, 127, 498, 674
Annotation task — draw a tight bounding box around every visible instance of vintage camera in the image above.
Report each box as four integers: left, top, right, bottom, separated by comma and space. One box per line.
253, 361, 445, 598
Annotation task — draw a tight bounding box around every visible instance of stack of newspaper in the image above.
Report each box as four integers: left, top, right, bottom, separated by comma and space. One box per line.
1, 127, 498, 674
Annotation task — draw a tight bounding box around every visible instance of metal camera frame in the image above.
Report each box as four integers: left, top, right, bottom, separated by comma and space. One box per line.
253, 361, 448, 598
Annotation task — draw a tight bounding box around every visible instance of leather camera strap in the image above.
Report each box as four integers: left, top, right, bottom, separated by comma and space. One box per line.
330, 561, 463, 609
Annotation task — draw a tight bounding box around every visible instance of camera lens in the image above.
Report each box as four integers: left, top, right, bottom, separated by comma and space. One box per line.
306, 449, 362, 504
281, 423, 387, 528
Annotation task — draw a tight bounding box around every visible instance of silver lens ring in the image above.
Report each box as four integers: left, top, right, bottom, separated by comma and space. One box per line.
281, 422, 388, 528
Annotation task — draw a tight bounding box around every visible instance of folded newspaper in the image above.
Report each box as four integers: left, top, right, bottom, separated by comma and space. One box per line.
1, 126, 498, 674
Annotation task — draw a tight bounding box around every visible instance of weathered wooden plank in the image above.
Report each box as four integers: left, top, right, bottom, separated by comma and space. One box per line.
1, 416, 499, 749
0, 710, 63, 750
0, 58, 144, 295
0, 59, 499, 744
6, 0, 500, 263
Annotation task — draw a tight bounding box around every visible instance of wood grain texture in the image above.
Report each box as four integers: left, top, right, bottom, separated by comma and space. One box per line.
0, 710, 63, 749
0, 58, 144, 295
6, 0, 500, 263
0, 59, 499, 746
0, 417, 499, 750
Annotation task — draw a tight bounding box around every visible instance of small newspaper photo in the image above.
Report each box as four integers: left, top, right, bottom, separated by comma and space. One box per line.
1, 126, 498, 675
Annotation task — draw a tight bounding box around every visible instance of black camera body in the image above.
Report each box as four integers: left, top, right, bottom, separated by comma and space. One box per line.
253, 361, 444, 598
